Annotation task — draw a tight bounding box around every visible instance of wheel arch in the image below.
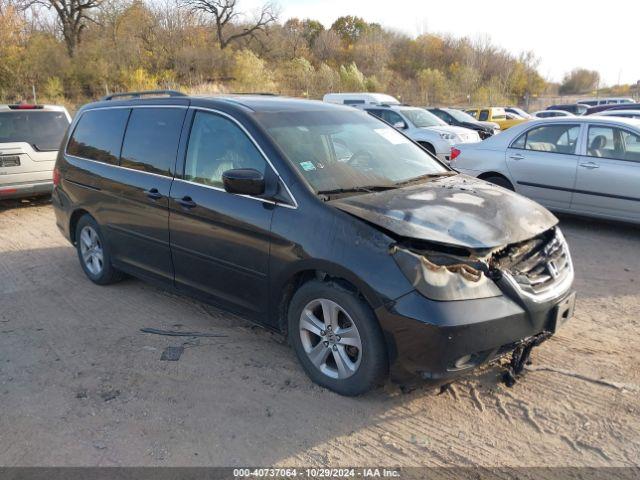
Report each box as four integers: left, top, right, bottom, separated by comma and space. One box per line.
273, 261, 383, 337
69, 208, 91, 244
478, 171, 514, 187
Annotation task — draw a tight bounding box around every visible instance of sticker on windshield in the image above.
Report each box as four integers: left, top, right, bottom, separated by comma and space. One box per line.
300, 161, 316, 171
374, 128, 409, 145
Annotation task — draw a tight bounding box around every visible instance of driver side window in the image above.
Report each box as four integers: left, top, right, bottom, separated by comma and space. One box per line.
184, 111, 267, 189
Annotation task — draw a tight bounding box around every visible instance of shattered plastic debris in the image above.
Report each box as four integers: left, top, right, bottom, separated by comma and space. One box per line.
502, 331, 552, 387
160, 346, 184, 361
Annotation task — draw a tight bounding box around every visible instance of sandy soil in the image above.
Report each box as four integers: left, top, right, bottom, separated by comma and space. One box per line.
0, 199, 638, 467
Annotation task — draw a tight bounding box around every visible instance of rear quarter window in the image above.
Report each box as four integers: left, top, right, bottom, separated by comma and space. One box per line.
67, 109, 130, 164
120, 108, 186, 176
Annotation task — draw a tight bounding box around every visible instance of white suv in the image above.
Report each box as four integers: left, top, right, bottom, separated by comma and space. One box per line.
363, 105, 481, 163
0, 104, 71, 200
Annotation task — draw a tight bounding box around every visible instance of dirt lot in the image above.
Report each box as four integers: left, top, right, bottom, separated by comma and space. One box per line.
0, 199, 639, 467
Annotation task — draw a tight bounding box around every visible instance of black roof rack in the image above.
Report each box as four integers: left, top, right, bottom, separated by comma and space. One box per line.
101, 90, 187, 101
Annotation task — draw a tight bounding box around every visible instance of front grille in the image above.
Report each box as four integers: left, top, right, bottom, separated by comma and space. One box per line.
0, 155, 20, 167
494, 228, 572, 298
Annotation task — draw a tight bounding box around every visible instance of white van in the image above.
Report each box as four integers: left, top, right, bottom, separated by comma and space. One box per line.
0, 104, 71, 200
577, 97, 635, 106
322, 93, 400, 106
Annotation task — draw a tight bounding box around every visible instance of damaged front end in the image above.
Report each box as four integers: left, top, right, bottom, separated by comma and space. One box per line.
390, 225, 573, 305
387, 226, 575, 383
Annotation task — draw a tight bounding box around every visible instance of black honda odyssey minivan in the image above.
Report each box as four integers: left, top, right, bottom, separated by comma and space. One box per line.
52, 91, 576, 395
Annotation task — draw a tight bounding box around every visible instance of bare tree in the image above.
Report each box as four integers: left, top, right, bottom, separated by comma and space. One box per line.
21, 0, 103, 56
183, 0, 277, 49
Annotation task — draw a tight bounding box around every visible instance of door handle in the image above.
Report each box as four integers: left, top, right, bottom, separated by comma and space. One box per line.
177, 196, 197, 209
579, 161, 600, 169
145, 188, 163, 200
509, 153, 525, 160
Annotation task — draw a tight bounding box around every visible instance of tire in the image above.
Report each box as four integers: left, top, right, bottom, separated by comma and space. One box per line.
418, 142, 436, 156
75, 214, 122, 285
288, 280, 388, 396
483, 175, 515, 191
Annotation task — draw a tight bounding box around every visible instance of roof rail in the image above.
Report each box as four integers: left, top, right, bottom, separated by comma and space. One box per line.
229, 92, 278, 96
101, 90, 187, 101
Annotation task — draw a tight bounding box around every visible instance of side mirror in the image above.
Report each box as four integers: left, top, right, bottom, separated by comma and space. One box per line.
393, 121, 407, 129
222, 168, 265, 196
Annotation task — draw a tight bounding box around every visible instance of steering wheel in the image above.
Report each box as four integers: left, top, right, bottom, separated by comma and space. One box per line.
347, 149, 373, 167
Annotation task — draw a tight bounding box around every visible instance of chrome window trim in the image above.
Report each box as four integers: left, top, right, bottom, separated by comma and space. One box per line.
172, 177, 296, 209
65, 154, 174, 180
63, 104, 299, 209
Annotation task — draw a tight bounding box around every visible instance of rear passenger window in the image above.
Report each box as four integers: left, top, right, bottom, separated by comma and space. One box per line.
120, 108, 186, 176
67, 109, 129, 164
184, 111, 267, 189
479, 110, 489, 121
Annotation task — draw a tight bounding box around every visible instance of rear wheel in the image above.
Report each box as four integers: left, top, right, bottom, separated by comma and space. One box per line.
75, 214, 122, 285
288, 280, 388, 396
482, 175, 514, 191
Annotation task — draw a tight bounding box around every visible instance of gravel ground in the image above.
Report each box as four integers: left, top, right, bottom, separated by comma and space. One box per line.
0, 198, 638, 467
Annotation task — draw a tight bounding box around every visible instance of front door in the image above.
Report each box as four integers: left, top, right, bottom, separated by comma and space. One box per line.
169, 110, 275, 318
505, 123, 581, 210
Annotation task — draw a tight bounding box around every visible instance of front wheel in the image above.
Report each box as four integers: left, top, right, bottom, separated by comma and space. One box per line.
288, 280, 388, 396
483, 175, 515, 191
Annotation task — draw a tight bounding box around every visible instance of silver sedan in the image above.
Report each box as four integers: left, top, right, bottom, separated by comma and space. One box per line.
451, 116, 640, 224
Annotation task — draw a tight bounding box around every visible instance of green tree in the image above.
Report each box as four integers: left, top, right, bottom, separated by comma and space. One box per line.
43, 76, 65, 101
330, 15, 368, 45
282, 57, 314, 96
417, 68, 446, 105
560, 68, 600, 94
314, 62, 339, 95
231, 49, 275, 92
339, 62, 364, 91
302, 18, 324, 47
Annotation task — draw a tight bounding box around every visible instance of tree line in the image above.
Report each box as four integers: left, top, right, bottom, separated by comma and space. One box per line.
0, 0, 623, 109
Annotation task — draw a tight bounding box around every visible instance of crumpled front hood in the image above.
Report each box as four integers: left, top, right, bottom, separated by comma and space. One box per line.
329, 175, 558, 251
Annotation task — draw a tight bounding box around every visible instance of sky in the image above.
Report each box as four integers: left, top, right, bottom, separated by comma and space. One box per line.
243, 0, 639, 86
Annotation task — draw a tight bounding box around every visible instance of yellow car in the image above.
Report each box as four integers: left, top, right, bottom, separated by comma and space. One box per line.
465, 107, 528, 130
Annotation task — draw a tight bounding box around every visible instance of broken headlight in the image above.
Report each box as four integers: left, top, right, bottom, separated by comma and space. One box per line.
391, 246, 502, 301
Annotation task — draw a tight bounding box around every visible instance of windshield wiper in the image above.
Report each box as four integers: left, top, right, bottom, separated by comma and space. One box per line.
392, 171, 456, 187
317, 185, 396, 196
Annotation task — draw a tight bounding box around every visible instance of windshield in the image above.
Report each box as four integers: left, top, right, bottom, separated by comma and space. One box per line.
446, 109, 478, 123
0, 111, 69, 151
255, 109, 448, 194
400, 108, 445, 128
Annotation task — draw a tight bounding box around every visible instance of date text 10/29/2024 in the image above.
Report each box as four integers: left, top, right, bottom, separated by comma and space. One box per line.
233, 468, 401, 478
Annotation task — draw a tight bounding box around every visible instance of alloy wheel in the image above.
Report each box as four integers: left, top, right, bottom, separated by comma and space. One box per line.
299, 298, 363, 379
79, 225, 104, 276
